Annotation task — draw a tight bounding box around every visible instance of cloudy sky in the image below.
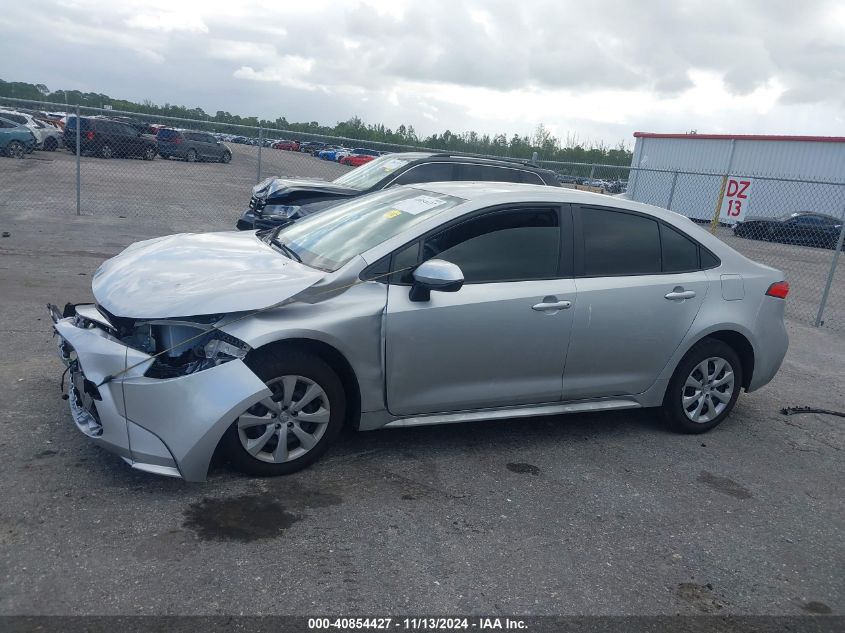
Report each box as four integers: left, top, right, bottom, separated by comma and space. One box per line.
2, 0, 844, 146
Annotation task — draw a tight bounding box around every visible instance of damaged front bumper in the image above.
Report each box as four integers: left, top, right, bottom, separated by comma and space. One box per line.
48, 304, 271, 481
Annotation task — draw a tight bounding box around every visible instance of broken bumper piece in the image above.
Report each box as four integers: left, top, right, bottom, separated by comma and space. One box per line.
48, 304, 271, 481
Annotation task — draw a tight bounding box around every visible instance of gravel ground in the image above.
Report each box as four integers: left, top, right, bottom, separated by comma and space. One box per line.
0, 147, 843, 617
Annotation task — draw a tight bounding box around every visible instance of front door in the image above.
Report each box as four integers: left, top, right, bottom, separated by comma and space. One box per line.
385, 205, 576, 416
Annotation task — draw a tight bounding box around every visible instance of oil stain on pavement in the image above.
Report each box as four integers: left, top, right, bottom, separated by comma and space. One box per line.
507, 462, 541, 475
183, 495, 301, 542
697, 470, 753, 499
183, 481, 343, 542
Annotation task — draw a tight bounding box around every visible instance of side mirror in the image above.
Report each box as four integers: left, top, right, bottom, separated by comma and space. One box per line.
409, 259, 464, 302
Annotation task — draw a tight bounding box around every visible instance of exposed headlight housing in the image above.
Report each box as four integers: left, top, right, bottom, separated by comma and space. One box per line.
120, 321, 250, 379
262, 204, 301, 219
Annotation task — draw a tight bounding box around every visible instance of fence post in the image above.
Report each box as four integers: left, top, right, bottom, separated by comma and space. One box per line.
75, 104, 81, 216
589, 164, 596, 179
666, 171, 679, 210
814, 204, 845, 327
256, 126, 263, 184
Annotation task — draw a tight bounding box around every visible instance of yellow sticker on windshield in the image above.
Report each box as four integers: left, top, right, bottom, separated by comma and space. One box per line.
384, 209, 402, 219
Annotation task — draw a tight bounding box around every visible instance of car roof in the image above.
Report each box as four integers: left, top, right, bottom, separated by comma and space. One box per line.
413, 181, 695, 222
382, 151, 558, 174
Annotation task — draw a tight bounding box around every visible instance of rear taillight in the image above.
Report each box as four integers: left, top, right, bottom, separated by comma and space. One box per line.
86, 131, 95, 140
766, 281, 790, 299
174, 137, 182, 144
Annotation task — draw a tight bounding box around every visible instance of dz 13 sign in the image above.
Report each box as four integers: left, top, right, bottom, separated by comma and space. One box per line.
719, 177, 753, 224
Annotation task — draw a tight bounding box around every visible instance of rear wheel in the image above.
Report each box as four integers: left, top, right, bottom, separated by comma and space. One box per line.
6, 141, 25, 159
44, 137, 58, 152
661, 339, 742, 434
220, 151, 231, 164
186, 149, 197, 162
143, 146, 156, 161
221, 350, 346, 476
99, 144, 113, 159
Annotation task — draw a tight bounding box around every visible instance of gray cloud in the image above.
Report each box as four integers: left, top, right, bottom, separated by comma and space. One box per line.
0, 0, 842, 143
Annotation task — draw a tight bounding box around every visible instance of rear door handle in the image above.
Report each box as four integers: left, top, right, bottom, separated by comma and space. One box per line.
532, 300, 572, 312
665, 289, 696, 301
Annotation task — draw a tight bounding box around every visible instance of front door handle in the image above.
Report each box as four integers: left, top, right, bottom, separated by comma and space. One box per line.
532, 300, 572, 312
665, 288, 696, 301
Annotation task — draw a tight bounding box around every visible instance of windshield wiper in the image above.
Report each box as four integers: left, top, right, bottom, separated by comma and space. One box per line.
269, 226, 303, 263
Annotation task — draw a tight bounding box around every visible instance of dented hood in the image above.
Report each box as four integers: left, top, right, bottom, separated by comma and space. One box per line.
92, 231, 326, 319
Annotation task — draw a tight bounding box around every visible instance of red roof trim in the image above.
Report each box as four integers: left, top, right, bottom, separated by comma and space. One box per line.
633, 132, 845, 143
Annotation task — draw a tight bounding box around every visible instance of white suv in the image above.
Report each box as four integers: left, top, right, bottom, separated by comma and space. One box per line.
0, 110, 62, 151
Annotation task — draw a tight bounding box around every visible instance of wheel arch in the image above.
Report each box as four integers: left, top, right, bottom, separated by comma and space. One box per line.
248, 338, 362, 431
672, 328, 755, 393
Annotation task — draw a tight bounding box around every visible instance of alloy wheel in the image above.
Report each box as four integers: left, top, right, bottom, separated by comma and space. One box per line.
7, 141, 24, 159
237, 375, 331, 463
682, 356, 735, 423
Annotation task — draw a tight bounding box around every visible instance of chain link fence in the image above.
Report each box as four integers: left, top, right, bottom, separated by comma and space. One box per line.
1, 96, 843, 332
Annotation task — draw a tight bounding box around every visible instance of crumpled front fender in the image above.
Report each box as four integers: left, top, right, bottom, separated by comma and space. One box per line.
121, 359, 271, 482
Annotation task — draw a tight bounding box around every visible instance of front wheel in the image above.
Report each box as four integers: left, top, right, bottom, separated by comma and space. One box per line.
186, 149, 197, 162
6, 140, 25, 159
661, 339, 742, 434
221, 350, 347, 476
220, 151, 231, 164
143, 146, 156, 161
99, 144, 113, 159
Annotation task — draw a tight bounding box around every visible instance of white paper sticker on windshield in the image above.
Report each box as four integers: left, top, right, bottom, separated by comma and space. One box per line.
391, 195, 444, 216
381, 158, 409, 172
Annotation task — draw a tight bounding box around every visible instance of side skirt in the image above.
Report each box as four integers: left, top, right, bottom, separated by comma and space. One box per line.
379, 398, 641, 429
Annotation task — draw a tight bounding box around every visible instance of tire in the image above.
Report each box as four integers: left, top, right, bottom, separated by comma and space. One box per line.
186, 149, 197, 162
220, 151, 231, 164
143, 146, 156, 161
44, 137, 58, 152
221, 349, 347, 477
661, 338, 743, 434
5, 141, 25, 159
159, 153, 169, 160
99, 144, 113, 159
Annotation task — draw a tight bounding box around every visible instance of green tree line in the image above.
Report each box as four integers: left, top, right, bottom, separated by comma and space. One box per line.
0, 79, 632, 165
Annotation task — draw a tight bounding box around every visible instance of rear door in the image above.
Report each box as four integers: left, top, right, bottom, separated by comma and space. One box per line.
562, 205, 711, 400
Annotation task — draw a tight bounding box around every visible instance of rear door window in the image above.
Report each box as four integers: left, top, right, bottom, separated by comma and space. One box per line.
660, 223, 699, 273
157, 129, 181, 141
580, 207, 661, 276
393, 162, 456, 185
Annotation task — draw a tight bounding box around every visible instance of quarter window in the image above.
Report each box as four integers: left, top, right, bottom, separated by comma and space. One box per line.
581, 208, 661, 276
419, 208, 561, 283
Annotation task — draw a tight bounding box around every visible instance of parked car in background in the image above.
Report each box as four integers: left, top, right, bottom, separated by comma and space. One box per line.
733, 212, 844, 249
50, 183, 789, 480
273, 140, 300, 151
300, 141, 329, 155
230, 136, 249, 144
237, 152, 563, 230
63, 116, 158, 160
156, 128, 232, 163
0, 109, 62, 151
340, 153, 376, 167
0, 116, 37, 158
317, 146, 347, 161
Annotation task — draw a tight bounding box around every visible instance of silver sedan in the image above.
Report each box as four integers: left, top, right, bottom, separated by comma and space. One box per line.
50, 182, 789, 481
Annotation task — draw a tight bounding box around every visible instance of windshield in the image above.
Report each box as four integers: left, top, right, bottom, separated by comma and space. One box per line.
332, 154, 412, 190
273, 187, 465, 271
